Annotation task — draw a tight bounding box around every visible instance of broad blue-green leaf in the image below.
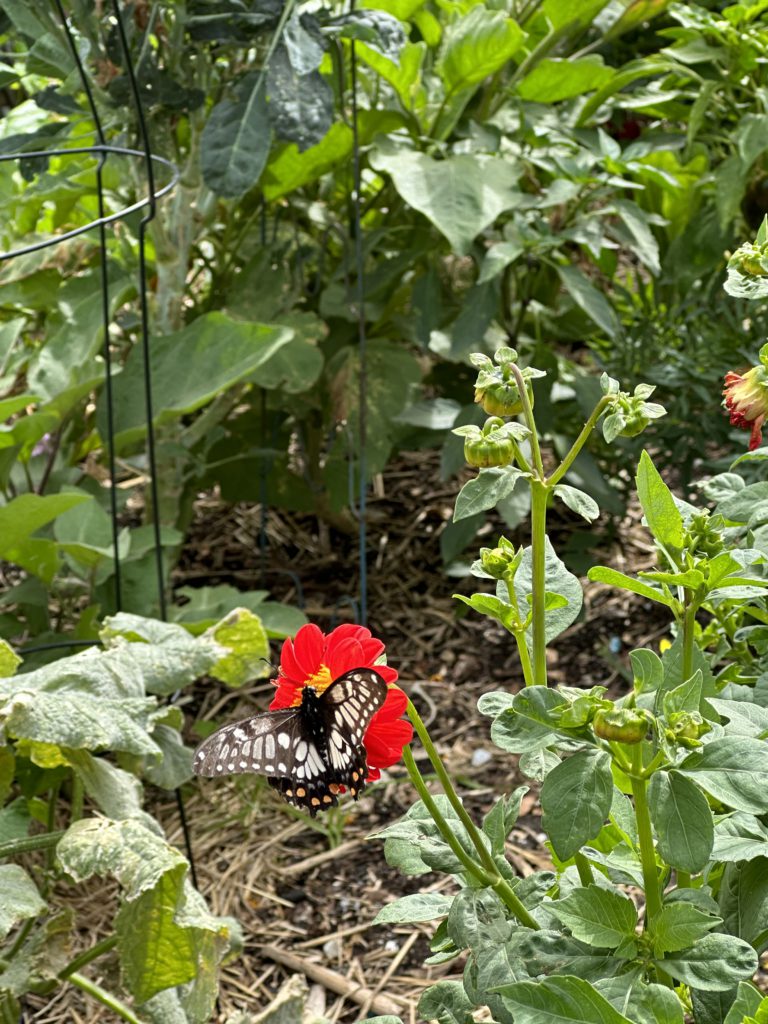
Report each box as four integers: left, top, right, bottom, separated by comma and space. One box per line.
713, 812, 768, 862
496, 975, 634, 1023
454, 466, 527, 521
0, 866, 45, 939
558, 264, 621, 340
370, 142, 519, 254
677, 738, 768, 813
266, 45, 332, 152
65, 750, 143, 820
658, 932, 757, 991
418, 980, 474, 1024
438, 7, 523, 95
553, 484, 599, 523
706, 698, 768, 738
517, 56, 614, 102
596, 975, 684, 1024
549, 886, 637, 949
0, 491, 90, 583
482, 787, 528, 855
106, 312, 292, 448
171, 584, 306, 639
373, 893, 453, 925
719, 857, 768, 950
722, 981, 765, 1024
649, 902, 720, 956
201, 74, 271, 197
447, 889, 513, 951
515, 538, 583, 644
648, 771, 713, 873
541, 749, 614, 860
636, 450, 684, 552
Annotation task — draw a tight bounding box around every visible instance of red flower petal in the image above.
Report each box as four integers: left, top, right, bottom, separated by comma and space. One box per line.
291, 623, 325, 677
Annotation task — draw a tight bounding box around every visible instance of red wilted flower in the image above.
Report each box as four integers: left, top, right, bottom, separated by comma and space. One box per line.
723, 365, 768, 451
270, 623, 412, 781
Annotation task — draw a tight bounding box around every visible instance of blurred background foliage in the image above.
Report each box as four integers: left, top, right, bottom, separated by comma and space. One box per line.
1, 0, 768, 640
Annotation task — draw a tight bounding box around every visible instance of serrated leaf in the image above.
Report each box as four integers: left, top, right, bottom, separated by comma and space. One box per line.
550, 886, 637, 949
649, 902, 720, 956
495, 975, 634, 1023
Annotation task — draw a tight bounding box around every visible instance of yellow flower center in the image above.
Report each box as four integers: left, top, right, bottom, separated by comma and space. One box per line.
307, 664, 333, 693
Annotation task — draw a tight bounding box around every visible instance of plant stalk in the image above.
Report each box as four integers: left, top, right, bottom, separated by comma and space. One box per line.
67, 973, 144, 1024
530, 480, 549, 686
630, 747, 663, 929
59, 936, 119, 980
548, 396, 611, 487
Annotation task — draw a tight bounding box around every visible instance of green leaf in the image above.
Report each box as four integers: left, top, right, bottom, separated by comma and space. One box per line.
201, 74, 271, 197
116, 867, 230, 1006
719, 857, 768, 950
612, 200, 660, 276
418, 980, 474, 1024
713, 812, 768, 863
262, 122, 352, 200
373, 893, 453, 925
596, 975, 684, 1024
0, 640, 21, 678
266, 46, 332, 152
454, 467, 527, 522
0, 866, 45, 939
447, 888, 513, 951
723, 981, 765, 1024
496, 975, 634, 1024
57, 817, 186, 898
587, 566, 675, 608
557, 265, 621, 340
65, 750, 143, 820
206, 608, 270, 687
649, 903, 720, 956
549, 886, 637, 950
491, 708, 556, 754
648, 771, 713, 873
629, 648, 664, 693
658, 932, 757, 991
370, 142, 519, 255
3, 691, 162, 756
636, 450, 684, 553
517, 56, 614, 102
677, 738, 768, 813
553, 484, 600, 523
482, 786, 529, 855
106, 312, 292, 448
541, 749, 614, 860
515, 538, 583, 645
0, 492, 91, 583
438, 7, 524, 95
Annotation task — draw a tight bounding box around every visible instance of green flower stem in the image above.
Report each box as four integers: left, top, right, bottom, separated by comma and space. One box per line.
0, 831, 64, 860
401, 745, 492, 886
504, 580, 535, 688
574, 851, 595, 886
510, 439, 532, 475
509, 363, 544, 477
530, 480, 549, 686
630, 746, 663, 930
67, 973, 144, 1024
59, 936, 119, 980
548, 396, 611, 488
682, 596, 697, 682
404, 706, 539, 930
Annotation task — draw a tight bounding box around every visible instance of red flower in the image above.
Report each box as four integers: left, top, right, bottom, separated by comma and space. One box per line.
723, 365, 768, 451
269, 623, 412, 781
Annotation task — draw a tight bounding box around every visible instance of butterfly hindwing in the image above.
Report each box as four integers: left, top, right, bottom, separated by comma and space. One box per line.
192, 667, 390, 816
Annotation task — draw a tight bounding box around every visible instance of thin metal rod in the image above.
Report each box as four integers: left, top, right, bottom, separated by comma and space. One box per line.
349, 37, 368, 627
0, 147, 178, 261
53, 0, 122, 609
110, 0, 166, 621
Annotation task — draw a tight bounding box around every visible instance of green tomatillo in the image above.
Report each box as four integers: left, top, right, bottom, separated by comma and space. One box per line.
452, 416, 530, 469
593, 707, 650, 744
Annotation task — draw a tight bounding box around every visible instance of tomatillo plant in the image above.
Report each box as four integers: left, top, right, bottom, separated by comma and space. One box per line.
371, 341, 768, 1024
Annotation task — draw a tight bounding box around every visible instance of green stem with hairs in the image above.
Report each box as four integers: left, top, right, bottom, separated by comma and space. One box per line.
530, 480, 549, 686
0, 832, 64, 860
405, 705, 539, 930
630, 747, 664, 934
548, 396, 612, 487
682, 596, 697, 682
67, 973, 144, 1024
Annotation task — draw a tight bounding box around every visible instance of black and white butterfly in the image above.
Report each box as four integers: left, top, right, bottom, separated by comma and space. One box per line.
193, 668, 388, 816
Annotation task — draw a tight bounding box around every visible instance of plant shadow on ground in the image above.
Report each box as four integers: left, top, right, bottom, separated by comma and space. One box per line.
24, 449, 675, 1023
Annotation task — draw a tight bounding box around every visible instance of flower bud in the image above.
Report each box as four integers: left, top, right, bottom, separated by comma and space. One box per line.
593, 707, 649, 744
666, 710, 711, 748
479, 538, 522, 580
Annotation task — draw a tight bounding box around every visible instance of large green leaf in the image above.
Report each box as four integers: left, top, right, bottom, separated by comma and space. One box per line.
373, 893, 453, 925
0, 491, 91, 583
658, 932, 757, 991
677, 738, 768, 813
719, 857, 768, 951
438, 6, 524, 95
104, 312, 292, 448
549, 886, 637, 950
266, 45, 333, 152
201, 74, 271, 197
206, 608, 270, 687
541, 749, 614, 860
557, 265, 621, 340
517, 56, 614, 102
370, 142, 519, 254
636, 450, 684, 554
647, 771, 713, 873
496, 975, 634, 1024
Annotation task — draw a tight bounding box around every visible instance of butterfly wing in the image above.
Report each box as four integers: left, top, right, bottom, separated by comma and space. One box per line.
318, 668, 389, 797
192, 708, 299, 777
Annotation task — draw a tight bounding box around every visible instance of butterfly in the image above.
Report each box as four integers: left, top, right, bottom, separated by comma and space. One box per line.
192, 668, 388, 816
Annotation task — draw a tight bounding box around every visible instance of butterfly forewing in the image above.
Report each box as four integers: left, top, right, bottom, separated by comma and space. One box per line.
192, 667, 390, 816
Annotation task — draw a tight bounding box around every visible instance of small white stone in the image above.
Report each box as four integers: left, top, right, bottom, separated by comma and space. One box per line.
471, 748, 492, 768
322, 938, 341, 959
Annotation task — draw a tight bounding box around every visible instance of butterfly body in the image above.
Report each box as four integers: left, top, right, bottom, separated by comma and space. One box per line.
193, 668, 388, 816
